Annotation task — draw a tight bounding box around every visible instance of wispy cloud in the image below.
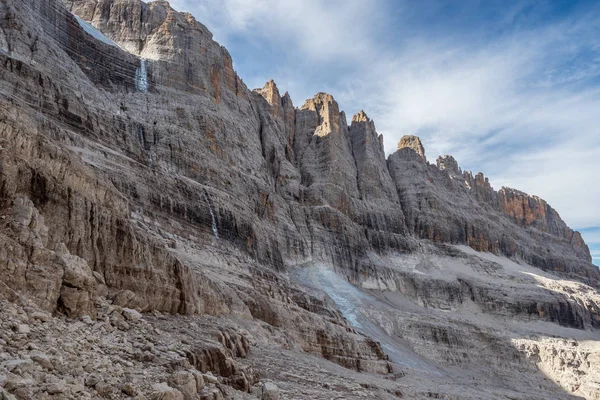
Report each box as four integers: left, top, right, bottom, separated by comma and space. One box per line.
172, 0, 386, 60
170, 0, 600, 239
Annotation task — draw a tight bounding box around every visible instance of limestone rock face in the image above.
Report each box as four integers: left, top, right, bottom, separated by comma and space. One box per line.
436, 155, 460, 176
1, 0, 600, 398
350, 111, 394, 201
253, 80, 299, 201
296, 93, 359, 208
255, 80, 283, 118
348, 111, 409, 256
498, 188, 586, 248
64, 0, 246, 101
388, 142, 598, 283
43, 0, 594, 285
2, 0, 596, 317
397, 135, 426, 160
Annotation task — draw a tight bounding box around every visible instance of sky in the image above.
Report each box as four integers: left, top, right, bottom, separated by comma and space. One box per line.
168, 0, 600, 267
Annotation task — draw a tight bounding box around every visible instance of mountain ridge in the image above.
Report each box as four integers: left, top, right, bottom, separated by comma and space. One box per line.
1, 0, 599, 399
58, 0, 594, 279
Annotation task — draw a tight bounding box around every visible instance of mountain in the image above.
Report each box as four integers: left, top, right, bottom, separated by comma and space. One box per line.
0, 0, 599, 399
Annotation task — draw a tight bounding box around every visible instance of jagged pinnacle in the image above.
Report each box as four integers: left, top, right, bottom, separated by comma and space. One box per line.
352, 110, 370, 123
397, 135, 425, 158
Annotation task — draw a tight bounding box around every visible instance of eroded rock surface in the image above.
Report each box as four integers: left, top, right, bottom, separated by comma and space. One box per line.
397, 135, 426, 160
0, 0, 599, 399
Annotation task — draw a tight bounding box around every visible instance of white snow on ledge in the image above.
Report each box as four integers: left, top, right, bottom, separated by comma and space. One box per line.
73, 14, 119, 48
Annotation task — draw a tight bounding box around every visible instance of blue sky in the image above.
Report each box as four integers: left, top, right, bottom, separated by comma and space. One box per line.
169, 0, 600, 267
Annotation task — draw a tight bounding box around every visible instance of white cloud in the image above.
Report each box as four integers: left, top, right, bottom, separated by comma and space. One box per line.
169, 0, 385, 61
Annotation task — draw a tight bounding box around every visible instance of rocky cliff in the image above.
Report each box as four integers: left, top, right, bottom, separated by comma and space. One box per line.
0, 0, 599, 399
52, 0, 599, 286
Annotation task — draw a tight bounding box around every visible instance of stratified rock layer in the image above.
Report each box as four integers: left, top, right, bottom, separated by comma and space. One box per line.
49, 0, 597, 287
0, 1, 599, 399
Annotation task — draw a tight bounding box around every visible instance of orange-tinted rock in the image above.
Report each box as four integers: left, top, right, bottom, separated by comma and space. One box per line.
498, 188, 549, 229
397, 135, 426, 160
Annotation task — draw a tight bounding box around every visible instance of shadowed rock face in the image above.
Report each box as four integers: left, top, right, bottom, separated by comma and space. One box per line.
1, 1, 600, 398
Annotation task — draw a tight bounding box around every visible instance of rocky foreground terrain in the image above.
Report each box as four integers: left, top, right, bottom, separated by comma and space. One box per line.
0, 0, 599, 399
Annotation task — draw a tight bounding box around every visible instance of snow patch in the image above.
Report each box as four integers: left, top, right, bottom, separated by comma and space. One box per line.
291, 264, 446, 376
73, 15, 119, 47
